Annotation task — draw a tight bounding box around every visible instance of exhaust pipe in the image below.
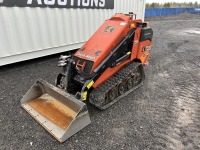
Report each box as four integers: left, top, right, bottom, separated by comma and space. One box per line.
21, 79, 91, 142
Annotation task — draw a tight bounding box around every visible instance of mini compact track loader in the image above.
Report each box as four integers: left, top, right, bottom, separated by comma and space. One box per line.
21, 13, 153, 142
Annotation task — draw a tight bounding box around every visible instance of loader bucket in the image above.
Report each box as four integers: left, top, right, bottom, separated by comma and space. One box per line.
21, 79, 91, 142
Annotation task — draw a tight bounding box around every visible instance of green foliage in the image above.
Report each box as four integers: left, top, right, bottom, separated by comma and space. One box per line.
146, 3, 150, 8
163, 2, 171, 8
150, 3, 160, 8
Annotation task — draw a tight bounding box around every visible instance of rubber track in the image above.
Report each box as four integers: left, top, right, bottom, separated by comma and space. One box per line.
89, 62, 143, 110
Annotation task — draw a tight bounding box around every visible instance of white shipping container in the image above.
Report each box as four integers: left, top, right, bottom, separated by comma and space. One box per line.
0, 0, 146, 66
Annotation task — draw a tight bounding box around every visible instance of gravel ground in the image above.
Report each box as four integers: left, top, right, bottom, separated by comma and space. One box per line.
1, 13, 200, 150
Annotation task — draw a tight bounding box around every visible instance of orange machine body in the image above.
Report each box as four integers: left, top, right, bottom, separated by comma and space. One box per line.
73, 14, 153, 88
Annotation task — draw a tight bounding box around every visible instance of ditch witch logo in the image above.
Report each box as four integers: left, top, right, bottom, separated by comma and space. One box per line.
0, 0, 114, 9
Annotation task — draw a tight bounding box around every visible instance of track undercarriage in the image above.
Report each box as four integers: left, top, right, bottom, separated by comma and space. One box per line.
89, 62, 144, 110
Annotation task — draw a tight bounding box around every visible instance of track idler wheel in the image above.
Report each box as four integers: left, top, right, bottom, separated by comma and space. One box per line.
132, 68, 142, 86
126, 77, 134, 90
118, 82, 127, 95
108, 87, 118, 101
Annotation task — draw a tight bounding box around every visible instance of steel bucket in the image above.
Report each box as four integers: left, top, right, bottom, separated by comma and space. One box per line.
21, 79, 91, 142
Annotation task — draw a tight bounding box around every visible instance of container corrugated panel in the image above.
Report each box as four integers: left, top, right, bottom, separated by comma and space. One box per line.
0, 0, 145, 66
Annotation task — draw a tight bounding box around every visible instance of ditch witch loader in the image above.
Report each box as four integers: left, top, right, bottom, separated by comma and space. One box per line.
21, 13, 153, 142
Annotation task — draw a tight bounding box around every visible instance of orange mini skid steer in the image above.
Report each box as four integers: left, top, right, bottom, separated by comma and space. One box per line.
21, 13, 153, 142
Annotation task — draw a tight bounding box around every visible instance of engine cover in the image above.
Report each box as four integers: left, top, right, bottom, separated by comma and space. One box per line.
73, 14, 132, 74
